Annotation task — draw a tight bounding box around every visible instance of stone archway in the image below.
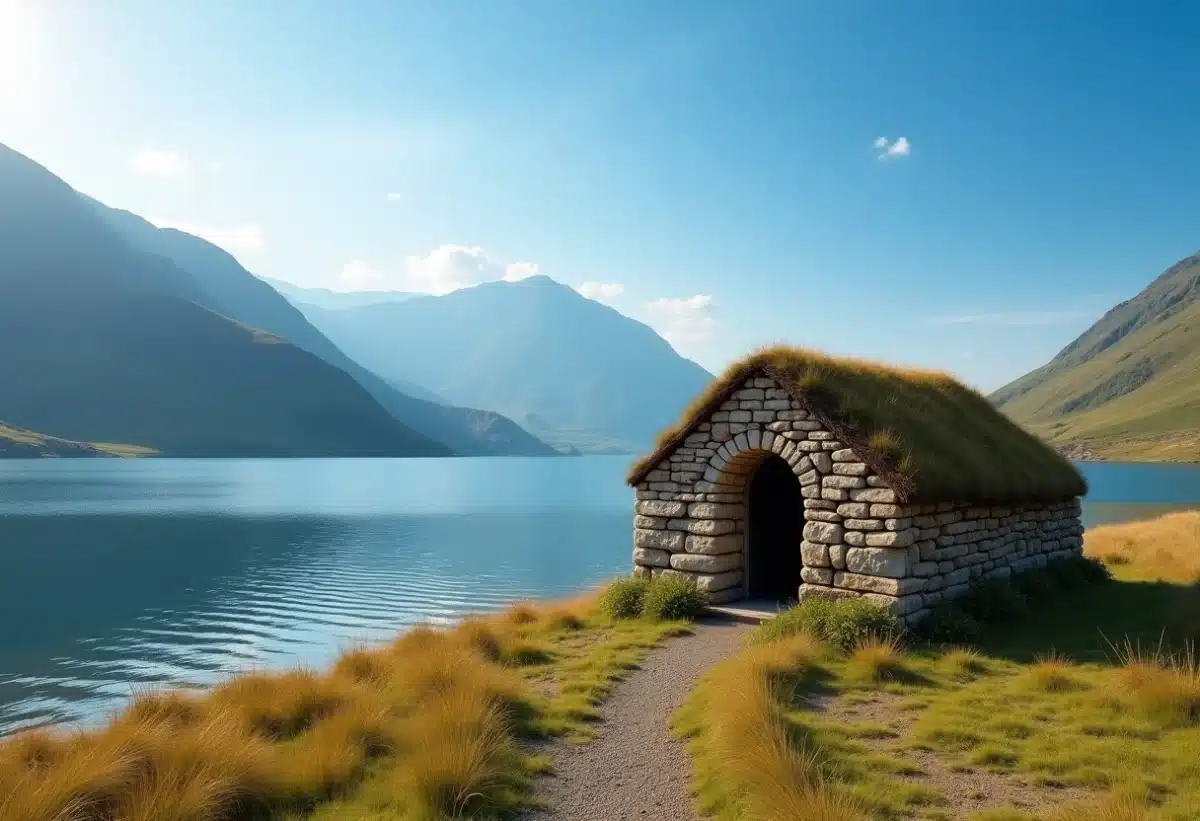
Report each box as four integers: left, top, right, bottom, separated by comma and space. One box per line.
745, 453, 804, 601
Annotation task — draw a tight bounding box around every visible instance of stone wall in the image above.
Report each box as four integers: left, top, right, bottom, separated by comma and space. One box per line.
632, 374, 1084, 624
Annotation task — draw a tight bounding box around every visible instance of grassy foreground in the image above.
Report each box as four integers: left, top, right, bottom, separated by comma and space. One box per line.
674, 512, 1200, 821
0, 593, 688, 821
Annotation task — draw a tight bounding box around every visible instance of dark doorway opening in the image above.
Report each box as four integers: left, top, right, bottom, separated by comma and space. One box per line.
746, 454, 804, 601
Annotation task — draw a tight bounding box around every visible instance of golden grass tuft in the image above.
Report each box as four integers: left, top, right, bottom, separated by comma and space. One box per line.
0, 598, 595, 821
1085, 511, 1200, 584
1048, 794, 1155, 821
626, 344, 1086, 504
939, 646, 989, 680
677, 632, 868, 821
1024, 652, 1081, 692
846, 634, 909, 684
1112, 638, 1200, 727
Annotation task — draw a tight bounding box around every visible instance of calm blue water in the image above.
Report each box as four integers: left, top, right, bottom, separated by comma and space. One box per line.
0, 456, 1197, 735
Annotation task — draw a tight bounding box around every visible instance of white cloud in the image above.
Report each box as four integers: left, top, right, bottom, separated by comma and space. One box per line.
928, 310, 1089, 327
386, 192, 403, 202
130, 148, 191, 179
643, 294, 715, 347
577, 281, 625, 304
874, 136, 911, 159
149, 218, 265, 254
503, 261, 540, 282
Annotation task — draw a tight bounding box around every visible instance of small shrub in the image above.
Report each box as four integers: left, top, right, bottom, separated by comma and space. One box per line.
753, 597, 901, 653
1044, 557, 1091, 590
958, 579, 1029, 623
642, 576, 706, 621
1074, 555, 1114, 585
1013, 568, 1056, 600
599, 576, 650, 619
915, 603, 981, 645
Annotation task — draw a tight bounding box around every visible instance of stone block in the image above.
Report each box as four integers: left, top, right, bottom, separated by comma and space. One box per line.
667, 518, 736, 536
850, 488, 898, 504
821, 488, 850, 501
837, 502, 870, 518
801, 566, 834, 585
798, 583, 858, 602
807, 510, 842, 523
864, 529, 915, 548
800, 540, 831, 567
823, 474, 867, 490
810, 452, 833, 473
633, 547, 671, 568
688, 502, 744, 520
685, 534, 742, 555
660, 568, 743, 593
670, 552, 741, 573
803, 521, 844, 545
635, 529, 686, 552
832, 462, 870, 476
844, 518, 885, 532
634, 514, 667, 530
831, 447, 858, 462
829, 544, 848, 569
844, 531, 866, 546
845, 546, 908, 578
635, 499, 687, 518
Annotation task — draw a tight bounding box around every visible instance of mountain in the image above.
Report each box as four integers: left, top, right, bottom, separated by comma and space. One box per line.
0, 143, 448, 457
992, 250, 1200, 461
85, 201, 554, 456
294, 276, 715, 453
261, 277, 416, 311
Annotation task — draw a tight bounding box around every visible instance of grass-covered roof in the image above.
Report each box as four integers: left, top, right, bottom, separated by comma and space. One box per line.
627, 346, 1088, 504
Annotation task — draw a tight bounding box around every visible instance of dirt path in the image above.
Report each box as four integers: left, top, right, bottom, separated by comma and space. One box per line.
526, 617, 750, 821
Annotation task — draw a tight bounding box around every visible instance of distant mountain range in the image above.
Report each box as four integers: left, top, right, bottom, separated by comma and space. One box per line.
992, 250, 1200, 461
0, 142, 552, 457
260, 278, 417, 311
286, 276, 715, 453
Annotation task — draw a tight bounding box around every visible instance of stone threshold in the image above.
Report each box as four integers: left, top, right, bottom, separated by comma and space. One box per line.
704, 599, 789, 624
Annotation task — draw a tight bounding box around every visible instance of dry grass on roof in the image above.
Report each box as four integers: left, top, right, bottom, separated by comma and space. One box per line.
628, 345, 1087, 504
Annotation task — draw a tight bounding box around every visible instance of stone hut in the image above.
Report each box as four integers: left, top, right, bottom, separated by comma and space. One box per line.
626, 347, 1088, 624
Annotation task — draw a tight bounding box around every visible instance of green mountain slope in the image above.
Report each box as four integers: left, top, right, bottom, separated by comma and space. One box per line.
87, 202, 552, 456
0, 142, 448, 458
0, 422, 155, 458
992, 251, 1200, 460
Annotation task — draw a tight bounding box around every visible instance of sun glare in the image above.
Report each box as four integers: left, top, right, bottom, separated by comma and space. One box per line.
0, 1, 41, 105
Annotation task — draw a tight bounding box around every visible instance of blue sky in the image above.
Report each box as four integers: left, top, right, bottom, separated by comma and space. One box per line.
2, 1, 1199, 390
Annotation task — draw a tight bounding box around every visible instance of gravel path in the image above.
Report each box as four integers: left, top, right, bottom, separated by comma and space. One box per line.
527, 617, 750, 821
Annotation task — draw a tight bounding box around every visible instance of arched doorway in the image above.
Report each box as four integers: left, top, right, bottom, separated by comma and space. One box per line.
746, 453, 804, 601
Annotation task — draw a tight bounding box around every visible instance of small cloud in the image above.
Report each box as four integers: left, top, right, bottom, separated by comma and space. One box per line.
130, 148, 191, 179
928, 309, 1089, 327
386, 192, 403, 202
149, 217, 264, 254
874, 136, 911, 160
503, 261, 540, 282
577, 282, 625, 304
643, 294, 715, 348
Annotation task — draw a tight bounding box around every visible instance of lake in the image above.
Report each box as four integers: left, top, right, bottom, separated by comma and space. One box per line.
2, 456, 1199, 735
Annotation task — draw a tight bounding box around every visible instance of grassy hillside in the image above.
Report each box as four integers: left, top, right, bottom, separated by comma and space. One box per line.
0, 142, 448, 458
0, 422, 156, 458
993, 251, 1200, 460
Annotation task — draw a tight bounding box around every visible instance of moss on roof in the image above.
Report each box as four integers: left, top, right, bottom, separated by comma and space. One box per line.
627, 346, 1087, 504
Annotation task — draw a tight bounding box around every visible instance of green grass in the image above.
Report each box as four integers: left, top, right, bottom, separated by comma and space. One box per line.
674, 518, 1200, 821
628, 344, 1086, 504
